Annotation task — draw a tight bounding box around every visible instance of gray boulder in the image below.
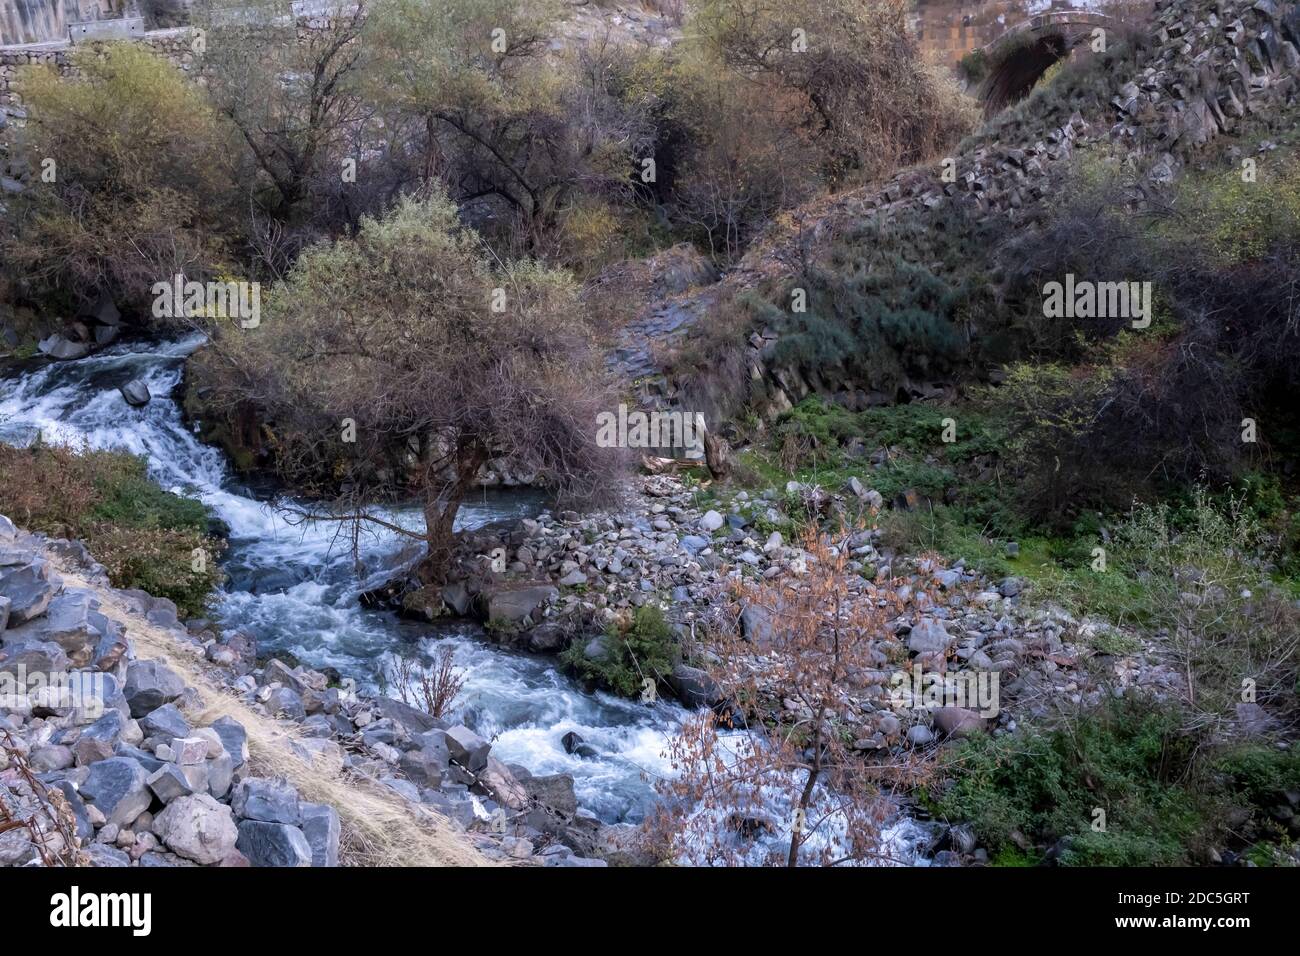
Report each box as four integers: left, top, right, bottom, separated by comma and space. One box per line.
139, 703, 190, 742
444, 725, 490, 772
81, 756, 151, 826
6, 590, 101, 667
154, 793, 239, 864
72, 710, 127, 766
118, 379, 151, 407
399, 746, 447, 788
666, 664, 719, 709
265, 685, 306, 720
907, 619, 953, 655
485, 585, 558, 625
300, 802, 340, 867
0, 557, 56, 625
210, 716, 249, 768
372, 696, 440, 735
236, 821, 313, 867
0, 639, 69, 678
37, 334, 90, 361
123, 660, 186, 717
232, 777, 301, 825
147, 763, 195, 804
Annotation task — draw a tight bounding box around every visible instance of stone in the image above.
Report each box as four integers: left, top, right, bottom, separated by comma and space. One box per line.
931, 707, 988, 739
477, 756, 528, 810
486, 585, 558, 625
123, 660, 186, 718
37, 334, 91, 361
0, 595, 8, 631
299, 802, 340, 867
236, 821, 312, 867
523, 773, 578, 818
698, 510, 725, 532
207, 753, 235, 800
445, 725, 490, 772
399, 745, 447, 788
0, 557, 56, 625
373, 696, 441, 735
265, 685, 306, 720
139, 703, 190, 742
998, 577, 1024, 598
557, 570, 587, 587
30, 744, 75, 772
906, 725, 934, 746
72, 710, 127, 766
665, 663, 719, 708
118, 379, 151, 407
680, 534, 710, 554
0, 638, 69, 677
81, 756, 151, 827
232, 777, 301, 825
907, 619, 953, 655
153, 794, 239, 864
147, 764, 195, 804
210, 716, 248, 768
561, 730, 598, 759
169, 736, 209, 766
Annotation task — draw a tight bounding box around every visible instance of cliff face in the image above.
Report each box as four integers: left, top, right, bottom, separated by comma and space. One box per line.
617, 0, 1300, 421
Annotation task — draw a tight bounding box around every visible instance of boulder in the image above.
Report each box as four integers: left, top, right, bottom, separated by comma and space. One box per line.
210, 715, 248, 768
6, 590, 101, 667
37, 334, 90, 361
72, 710, 127, 766
139, 703, 190, 742
907, 619, 953, 655
444, 725, 490, 772
476, 756, 528, 810
398, 746, 447, 788
147, 764, 195, 805
486, 585, 559, 625
236, 820, 312, 867
0, 639, 69, 678
118, 379, 151, 407
123, 660, 186, 718
265, 685, 306, 720
81, 757, 151, 827
522, 773, 578, 818
232, 777, 301, 825
698, 510, 725, 532
665, 664, 719, 709
299, 803, 340, 867
931, 706, 988, 739
0, 558, 56, 625
153, 794, 239, 864
372, 696, 440, 735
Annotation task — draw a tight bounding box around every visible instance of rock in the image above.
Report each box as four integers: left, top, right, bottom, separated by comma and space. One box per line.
123, 660, 186, 718
523, 773, 578, 818
998, 577, 1024, 598
931, 707, 988, 739
81, 756, 152, 827
740, 603, 774, 645
0, 638, 69, 677
907, 619, 953, 655
557, 569, 588, 587
399, 746, 447, 787
139, 703, 190, 742
906, 725, 934, 746
85, 844, 132, 867
680, 534, 710, 554
37, 334, 91, 361
486, 585, 559, 625
372, 696, 441, 735
0, 595, 9, 631
526, 622, 568, 653
232, 777, 301, 825
477, 756, 528, 810
118, 379, 151, 407
441, 582, 472, 617
265, 685, 306, 720
210, 716, 249, 768
5, 590, 103, 666
236, 820, 313, 867
665, 663, 719, 708
560, 730, 598, 758
698, 510, 725, 532
73, 710, 127, 766
153, 794, 239, 864
0, 557, 56, 625
207, 753, 235, 799
30, 744, 75, 772
582, 634, 610, 662
147, 764, 195, 804
445, 725, 490, 772
299, 802, 340, 867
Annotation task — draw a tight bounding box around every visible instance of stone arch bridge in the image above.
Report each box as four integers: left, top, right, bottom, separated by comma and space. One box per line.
978, 10, 1115, 114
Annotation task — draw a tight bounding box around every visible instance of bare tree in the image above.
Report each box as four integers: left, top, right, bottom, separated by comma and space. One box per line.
648, 531, 931, 865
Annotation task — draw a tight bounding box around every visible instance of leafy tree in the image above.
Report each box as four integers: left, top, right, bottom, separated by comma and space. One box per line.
5, 43, 240, 312
202, 193, 624, 581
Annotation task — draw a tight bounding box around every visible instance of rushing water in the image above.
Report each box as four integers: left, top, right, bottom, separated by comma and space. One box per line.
0, 334, 685, 824
0, 334, 935, 861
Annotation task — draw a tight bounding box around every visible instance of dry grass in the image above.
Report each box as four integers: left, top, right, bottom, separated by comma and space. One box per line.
54, 561, 494, 867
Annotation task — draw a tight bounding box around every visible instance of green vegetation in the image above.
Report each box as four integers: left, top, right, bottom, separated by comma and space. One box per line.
931, 697, 1300, 866
0, 444, 224, 616
561, 604, 678, 698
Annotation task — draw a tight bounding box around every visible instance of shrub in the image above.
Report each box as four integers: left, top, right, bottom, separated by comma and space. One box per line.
5, 43, 241, 313
0, 444, 223, 616
931, 697, 1225, 865
561, 604, 677, 698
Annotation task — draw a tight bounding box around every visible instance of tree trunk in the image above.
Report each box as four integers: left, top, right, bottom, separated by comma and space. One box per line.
416, 442, 489, 585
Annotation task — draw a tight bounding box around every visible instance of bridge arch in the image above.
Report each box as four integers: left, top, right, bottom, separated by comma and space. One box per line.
978, 11, 1114, 115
